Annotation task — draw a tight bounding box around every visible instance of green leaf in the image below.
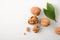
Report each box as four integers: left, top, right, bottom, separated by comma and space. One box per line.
43, 9, 55, 20
47, 2, 55, 13
43, 3, 56, 21
47, 3, 56, 18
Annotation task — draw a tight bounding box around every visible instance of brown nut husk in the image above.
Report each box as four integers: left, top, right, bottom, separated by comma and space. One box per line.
28, 16, 38, 25
31, 7, 41, 16
40, 18, 50, 27
55, 27, 60, 35
33, 25, 40, 33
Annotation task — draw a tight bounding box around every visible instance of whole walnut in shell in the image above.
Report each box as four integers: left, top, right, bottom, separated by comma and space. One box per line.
31, 7, 41, 16
28, 16, 38, 25
40, 18, 50, 27
33, 25, 40, 33
55, 27, 60, 35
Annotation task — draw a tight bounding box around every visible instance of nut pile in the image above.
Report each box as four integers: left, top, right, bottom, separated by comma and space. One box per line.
25, 7, 50, 33
28, 7, 41, 33
24, 6, 60, 35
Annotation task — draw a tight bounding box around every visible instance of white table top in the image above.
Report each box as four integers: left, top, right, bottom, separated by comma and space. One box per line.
0, 0, 60, 40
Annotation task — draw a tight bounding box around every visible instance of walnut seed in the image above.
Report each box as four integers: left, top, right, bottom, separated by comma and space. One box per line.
26, 27, 30, 32
28, 16, 38, 25
33, 25, 40, 33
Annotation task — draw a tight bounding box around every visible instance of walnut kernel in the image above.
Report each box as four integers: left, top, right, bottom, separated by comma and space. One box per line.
28, 16, 38, 25
26, 27, 30, 32
33, 25, 40, 33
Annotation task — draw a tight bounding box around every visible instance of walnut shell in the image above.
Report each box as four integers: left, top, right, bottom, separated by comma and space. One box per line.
28, 16, 38, 25
31, 7, 41, 16
55, 27, 60, 35
40, 18, 50, 27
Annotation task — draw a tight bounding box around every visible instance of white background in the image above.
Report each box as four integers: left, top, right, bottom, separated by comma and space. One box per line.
0, 0, 60, 40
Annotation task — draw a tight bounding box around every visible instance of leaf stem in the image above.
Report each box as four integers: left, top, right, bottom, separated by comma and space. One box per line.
55, 19, 57, 22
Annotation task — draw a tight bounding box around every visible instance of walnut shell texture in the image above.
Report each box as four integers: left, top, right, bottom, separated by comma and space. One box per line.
31, 7, 41, 16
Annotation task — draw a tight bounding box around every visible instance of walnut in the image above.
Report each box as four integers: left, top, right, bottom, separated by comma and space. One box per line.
40, 18, 50, 27
55, 27, 60, 35
31, 7, 41, 16
28, 16, 38, 25
33, 25, 40, 33
26, 27, 30, 32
